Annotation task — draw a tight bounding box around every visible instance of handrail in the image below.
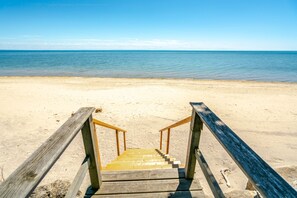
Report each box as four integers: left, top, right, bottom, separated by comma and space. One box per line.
159, 116, 192, 132
159, 116, 191, 154
185, 102, 297, 197
93, 118, 126, 132
0, 107, 101, 197
93, 118, 127, 156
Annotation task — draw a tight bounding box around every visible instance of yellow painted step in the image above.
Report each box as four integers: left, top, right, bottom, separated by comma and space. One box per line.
112, 158, 166, 162
102, 164, 174, 171
116, 155, 164, 159
116, 156, 165, 161
120, 154, 160, 157
109, 161, 169, 166
121, 152, 159, 155
122, 149, 158, 152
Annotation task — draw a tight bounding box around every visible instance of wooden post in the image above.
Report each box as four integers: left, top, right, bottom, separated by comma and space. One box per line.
93, 123, 102, 169
81, 115, 102, 189
166, 128, 171, 154
115, 130, 120, 156
123, 132, 127, 151
185, 109, 203, 179
160, 131, 163, 150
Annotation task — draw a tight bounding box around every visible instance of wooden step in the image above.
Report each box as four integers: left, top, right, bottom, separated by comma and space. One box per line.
90, 178, 202, 195
90, 191, 205, 197
123, 149, 158, 153
108, 161, 170, 166
112, 158, 166, 162
116, 155, 163, 159
102, 168, 185, 181
120, 153, 161, 157
102, 164, 174, 171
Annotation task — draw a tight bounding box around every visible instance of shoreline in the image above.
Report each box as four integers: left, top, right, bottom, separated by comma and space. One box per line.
1, 75, 297, 85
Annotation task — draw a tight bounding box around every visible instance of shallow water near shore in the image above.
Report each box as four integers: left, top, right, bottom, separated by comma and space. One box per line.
0, 50, 297, 82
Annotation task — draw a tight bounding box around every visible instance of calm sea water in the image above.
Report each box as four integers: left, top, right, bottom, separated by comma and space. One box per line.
0, 50, 296, 82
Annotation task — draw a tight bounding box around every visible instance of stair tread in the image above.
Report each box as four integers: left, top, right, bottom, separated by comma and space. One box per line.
113, 158, 165, 162
102, 168, 185, 181
90, 178, 202, 195
108, 162, 170, 166
102, 165, 174, 171
90, 191, 205, 197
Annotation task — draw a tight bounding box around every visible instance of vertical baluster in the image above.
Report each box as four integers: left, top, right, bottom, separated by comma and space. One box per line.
123, 132, 127, 151
115, 130, 120, 156
160, 131, 163, 150
166, 128, 171, 154
93, 123, 102, 169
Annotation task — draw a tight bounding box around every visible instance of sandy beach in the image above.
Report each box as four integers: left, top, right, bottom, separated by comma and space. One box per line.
0, 77, 296, 195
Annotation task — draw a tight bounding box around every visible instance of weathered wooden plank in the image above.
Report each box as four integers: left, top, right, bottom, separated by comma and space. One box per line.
115, 130, 120, 156
65, 157, 89, 198
123, 132, 127, 151
91, 178, 202, 195
90, 190, 205, 197
93, 122, 102, 169
93, 119, 126, 132
81, 115, 102, 189
185, 109, 203, 179
160, 131, 163, 150
195, 149, 224, 198
0, 107, 95, 197
191, 102, 297, 197
160, 116, 192, 132
119, 154, 161, 157
166, 128, 171, 154
108, 161, 169, 166
112, 158, 165, 162
102, 168, 185, 181
104, 164, 174, 170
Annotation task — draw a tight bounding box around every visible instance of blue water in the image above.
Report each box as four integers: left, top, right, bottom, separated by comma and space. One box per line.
0, 50, 296, 82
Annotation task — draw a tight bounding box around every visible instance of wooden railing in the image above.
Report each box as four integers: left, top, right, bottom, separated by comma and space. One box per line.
161, 102, 297, 197
159, 116, 191, 154
0, 108, 103, 197
93, 118, 127, 157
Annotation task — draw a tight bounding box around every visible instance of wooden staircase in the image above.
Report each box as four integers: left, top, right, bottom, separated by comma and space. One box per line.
88, 148, 205, 197
2, 103, 296, 198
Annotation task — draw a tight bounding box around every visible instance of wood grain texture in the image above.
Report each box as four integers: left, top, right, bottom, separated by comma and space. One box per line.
93, 119, 126, 132
91, 178, 202, 195
191, 102, 297, 197
160, 116, 191, 132
0, 107, 95, 198
195, 149, 224, 198
90, 190, 205, 197
81, 115, 102, 189
185, 109, 203, 179
65, 157, 89, 198
160, 131, 163, 150
102, 168, 185, 181
123, 132, 126, 151
166, 128, 170, 154
115, 130, 120, 156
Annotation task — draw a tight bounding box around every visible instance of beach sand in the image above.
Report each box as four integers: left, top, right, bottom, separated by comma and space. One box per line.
0, 77, 296, 196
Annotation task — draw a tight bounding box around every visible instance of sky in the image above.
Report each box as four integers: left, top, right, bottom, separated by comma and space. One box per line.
0, 0, 297, 50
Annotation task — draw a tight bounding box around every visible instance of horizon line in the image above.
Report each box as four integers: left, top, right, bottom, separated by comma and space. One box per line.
1, 49, 297, 52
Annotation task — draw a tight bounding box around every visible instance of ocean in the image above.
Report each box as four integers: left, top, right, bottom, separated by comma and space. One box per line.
0, 50, 296, 82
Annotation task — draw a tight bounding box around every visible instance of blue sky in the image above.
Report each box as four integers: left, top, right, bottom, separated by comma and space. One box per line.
0, 0, 297, 50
